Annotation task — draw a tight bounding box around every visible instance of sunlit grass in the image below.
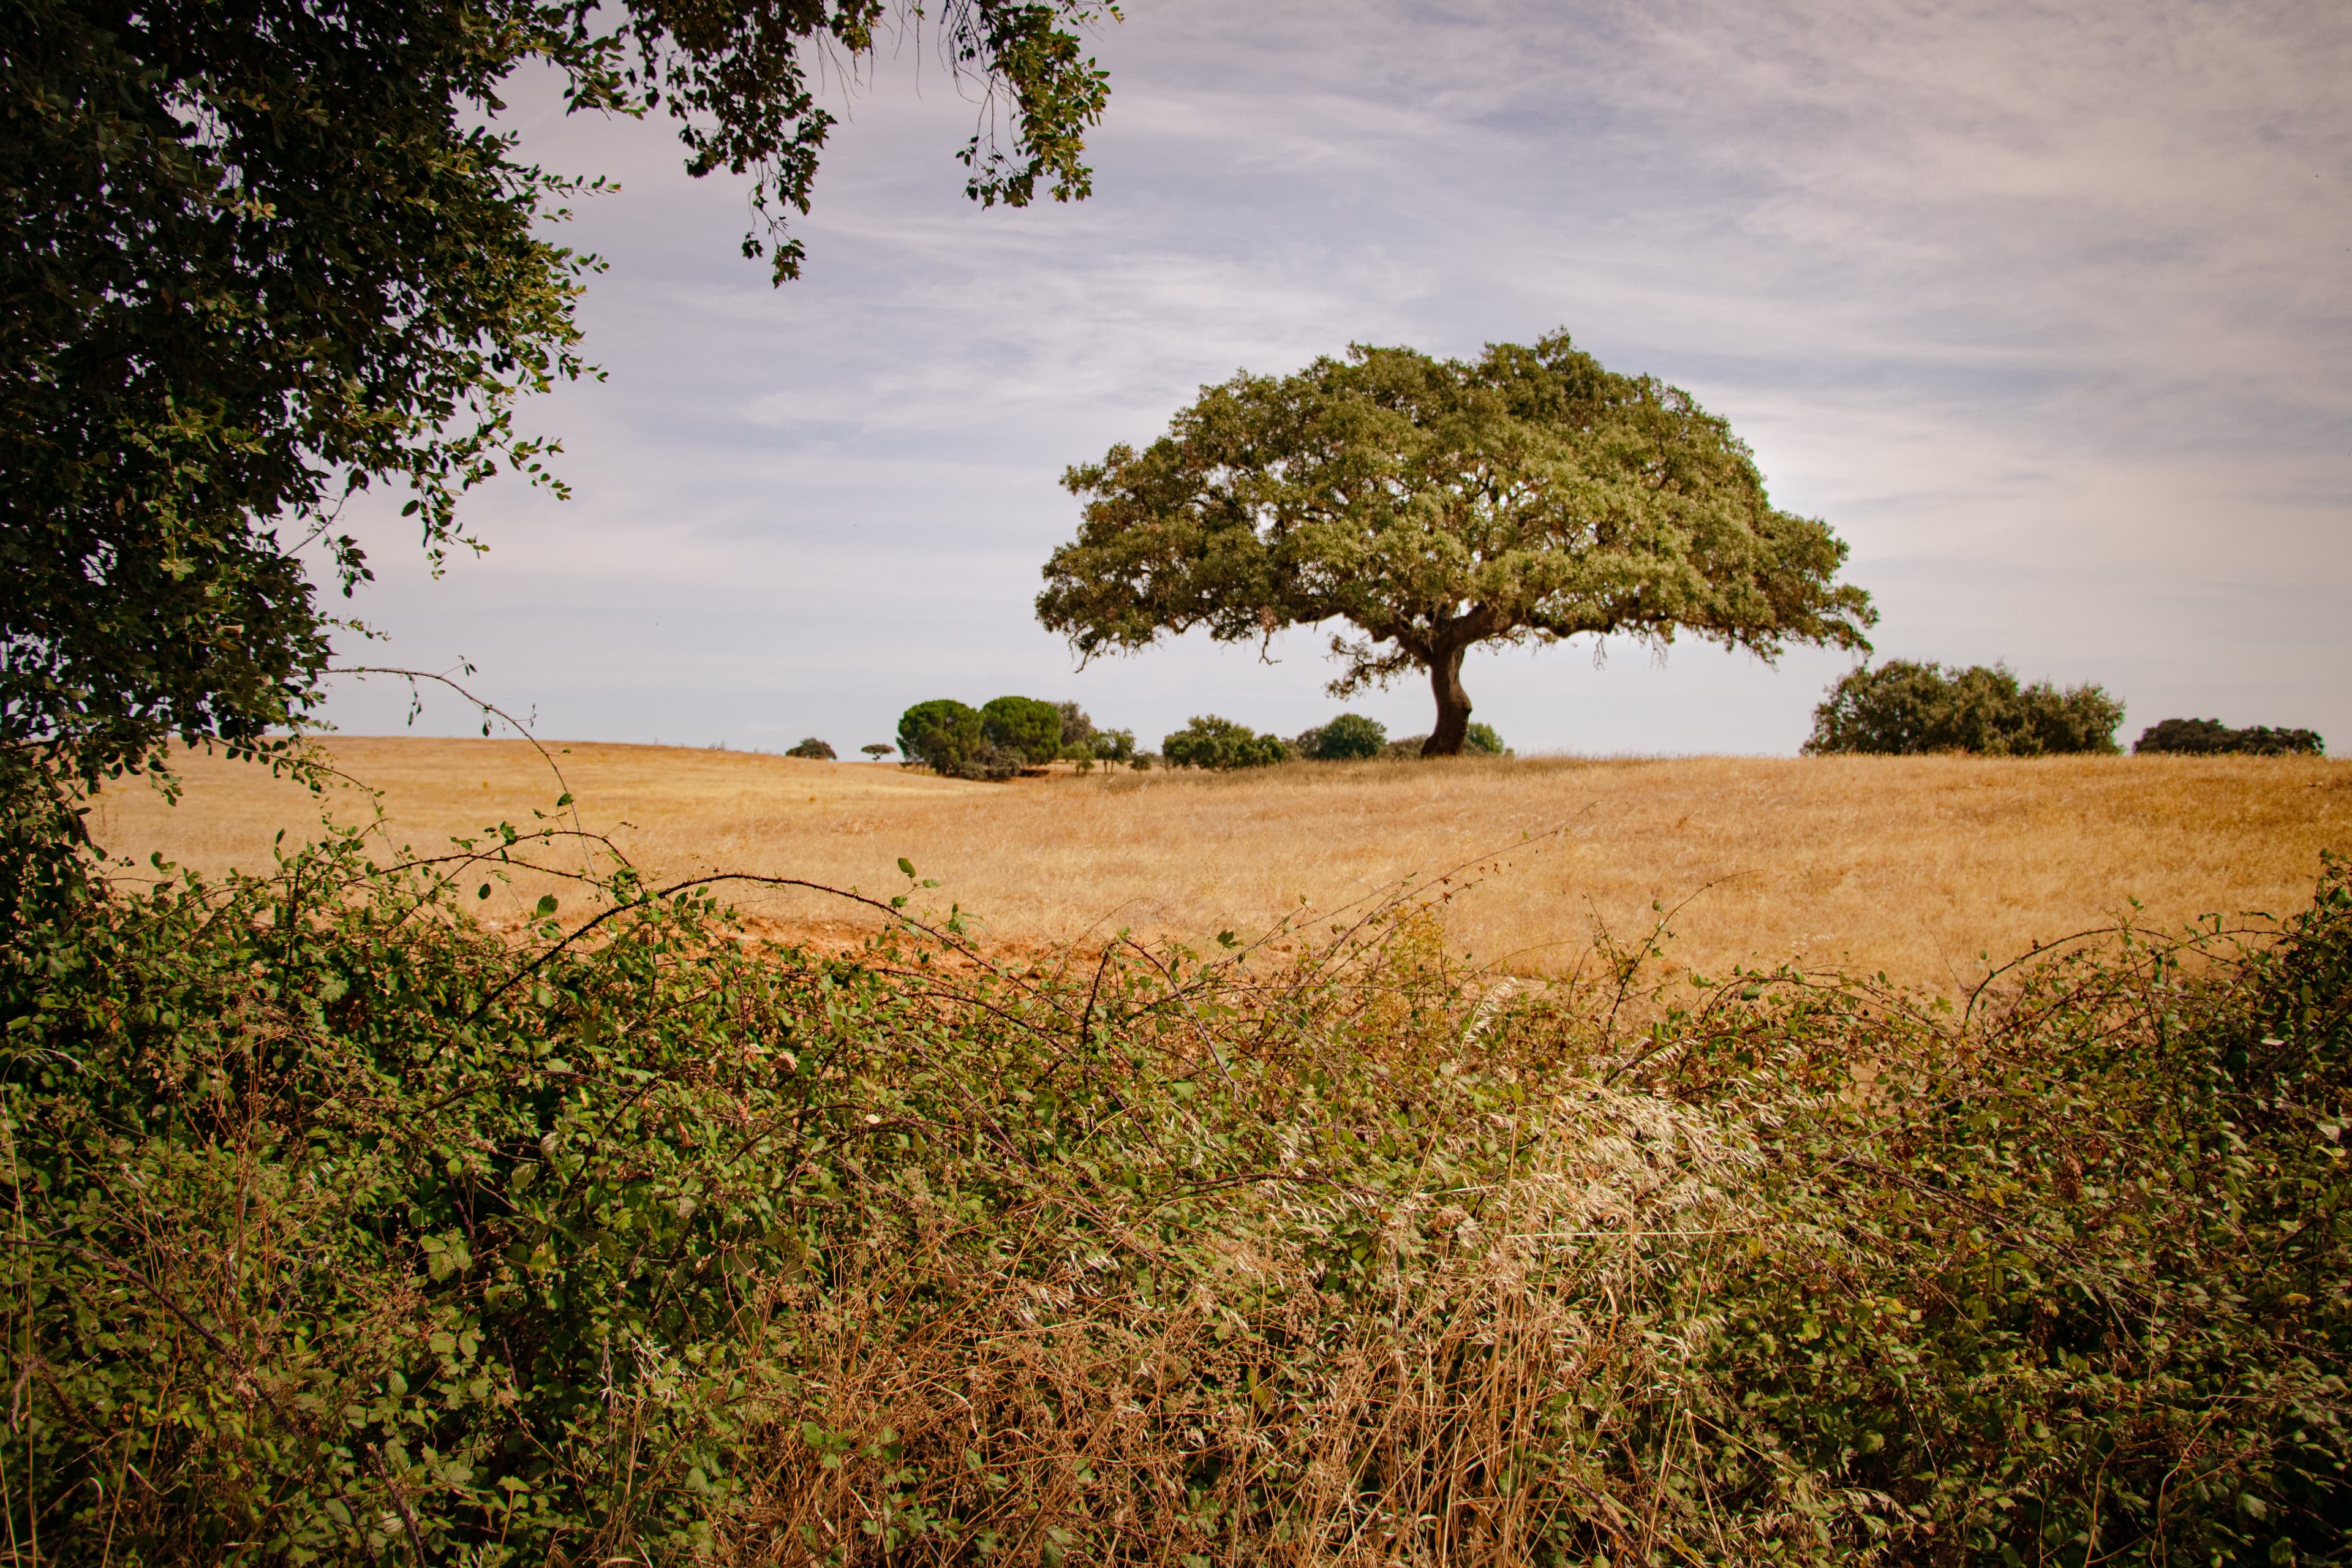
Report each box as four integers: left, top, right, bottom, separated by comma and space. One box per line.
92, 737, 2351, 993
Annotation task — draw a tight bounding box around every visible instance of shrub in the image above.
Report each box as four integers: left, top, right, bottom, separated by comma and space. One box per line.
7, 819, 2350, 1564
900, 700, 1026, 778
1161, 715, 1291, 769
1804, 659, 2124, 755
1300, 712, 1387, 760
897, 698, 982, 774
959, 745, 1026, 780
982, 696, 1063, 767
5, 839, 823, 1562
1053, 701, 1097, 762
1464, 721, 1507, 756
785, 736, 836, 760
2136, 717, 2326, 756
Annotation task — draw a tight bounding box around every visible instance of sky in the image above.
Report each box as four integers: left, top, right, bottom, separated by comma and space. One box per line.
314, 0, 2352, 757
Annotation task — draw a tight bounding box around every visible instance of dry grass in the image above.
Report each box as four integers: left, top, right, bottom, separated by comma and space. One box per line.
87, 737, 2351, 993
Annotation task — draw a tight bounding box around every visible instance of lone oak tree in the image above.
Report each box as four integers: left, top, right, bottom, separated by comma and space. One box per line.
1037, 332, 1876, 755
2, 0, 1116, 835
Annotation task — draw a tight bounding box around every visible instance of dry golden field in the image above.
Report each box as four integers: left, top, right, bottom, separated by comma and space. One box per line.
88, 737, 2351, 993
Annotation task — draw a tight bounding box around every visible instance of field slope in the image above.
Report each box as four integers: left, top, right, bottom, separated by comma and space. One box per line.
91, 737, 2350, 992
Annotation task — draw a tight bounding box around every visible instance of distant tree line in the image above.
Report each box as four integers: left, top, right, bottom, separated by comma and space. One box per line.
1159, 713, 1509, 771
1803, 660, 2325, 760
895, 698, 1136, 780
877, 702, 1517, 777
2134, 718, 2325, 756
1803, 662, 2124, 756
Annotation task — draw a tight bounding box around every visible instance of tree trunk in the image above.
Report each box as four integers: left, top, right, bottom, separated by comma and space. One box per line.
1423, 644, 1472, 756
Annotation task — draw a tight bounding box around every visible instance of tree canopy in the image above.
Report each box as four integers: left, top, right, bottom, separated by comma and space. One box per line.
1803, 661, 2124, 756
1161, 715, 1288, 771
1298, 712, 1387, 761
2133, 718, 2324, 757
2, 0, 1116, 828
1036, 331, 1875, 755
981, 695, 1063, 766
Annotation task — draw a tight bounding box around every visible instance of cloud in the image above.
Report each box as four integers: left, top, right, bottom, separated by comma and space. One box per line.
317, 0, 2352, 753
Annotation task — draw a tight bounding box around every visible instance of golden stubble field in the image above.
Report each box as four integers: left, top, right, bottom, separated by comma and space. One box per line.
88, 737, 2351, 993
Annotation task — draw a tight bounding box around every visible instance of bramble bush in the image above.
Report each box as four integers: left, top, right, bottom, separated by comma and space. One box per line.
3, 788, 2348, 1562
1806, 660, 2124, 756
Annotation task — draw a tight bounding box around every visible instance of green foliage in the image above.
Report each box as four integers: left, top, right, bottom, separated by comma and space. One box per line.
1053, 701, 1098, 761
1299, 712, 1388, 760
1464, 721, 1508, 755
1656, 861, 2352, 1565
1161, 715, 1291, 770
1038, 330, 1874, 754
860, 743, 895, 761
6, 812, 2349, 1562
1091, 728, 1136, 764
2, 833, 818, 1561
1805, 659, 2125, 755
2136, 718, 2326, 756
896, 699, 982, 775
3, 0, 1117, 816
981, 696, 1064, 766
785, 737, 837, 760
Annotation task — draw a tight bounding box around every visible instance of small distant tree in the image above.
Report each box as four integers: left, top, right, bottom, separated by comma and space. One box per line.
898, 701, 983, 775
981, 696, 1064, 767
1303, 713, 1387, 761
1038, 331, 1874, 756
1464, 722, 1508, 756
861, 743, 895, 761
1054, 702, 1099, 762
2135, 719, 2325, 756
1804, 662, 2124, 756
1093, 729, 1136, 764
1163, 716, 1290, 770
784, 737, 837, 760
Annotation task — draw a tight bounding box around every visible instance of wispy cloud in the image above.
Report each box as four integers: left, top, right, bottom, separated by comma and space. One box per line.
320, 0, 2352, 754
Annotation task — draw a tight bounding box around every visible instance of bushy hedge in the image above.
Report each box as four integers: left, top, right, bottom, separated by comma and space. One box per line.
1287, 714, 1509, 762
1161, 714, 1290, 769
1374, 723, 1507, 760
1805, 660, 2124, 755
6, 811, 2349, 1563
2136, 718, 2326, 756
897, 698, 1080, 778
896, 698, 984, 775
980, 696, 1063, 766
1294, 712, 1387, 761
